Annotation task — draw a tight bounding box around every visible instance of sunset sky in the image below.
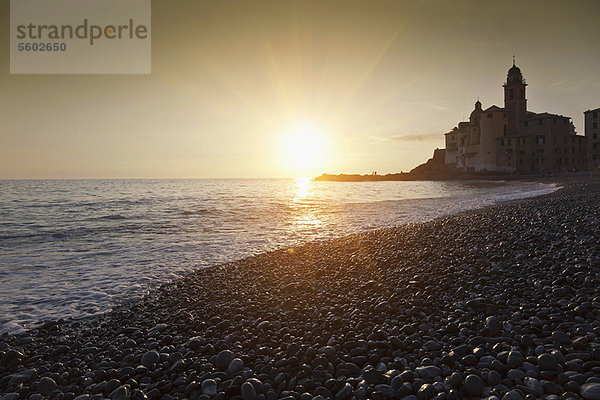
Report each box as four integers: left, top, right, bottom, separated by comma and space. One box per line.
1, 0, 600, 178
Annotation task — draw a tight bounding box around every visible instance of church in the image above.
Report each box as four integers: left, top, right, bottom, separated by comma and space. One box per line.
443, 61, 589, 173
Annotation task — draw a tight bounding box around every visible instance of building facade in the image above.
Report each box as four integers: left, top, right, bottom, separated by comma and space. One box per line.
444, 62, 589, 173
584, 108, 600, 169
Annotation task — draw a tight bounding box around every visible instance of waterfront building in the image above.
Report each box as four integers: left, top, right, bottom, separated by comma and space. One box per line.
444, 62, 589, 173
584, 108, 600, 169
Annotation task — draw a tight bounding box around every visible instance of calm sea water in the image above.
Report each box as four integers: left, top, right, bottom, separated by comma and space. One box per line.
0, 178, 558, 333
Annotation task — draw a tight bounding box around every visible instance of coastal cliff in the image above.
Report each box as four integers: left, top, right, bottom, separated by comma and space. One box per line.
314, 148, 460, 182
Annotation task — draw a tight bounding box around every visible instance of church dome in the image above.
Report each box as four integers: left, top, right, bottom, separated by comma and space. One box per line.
470, 100, 482, 123
507, 61, 523, 84
508, 64, 521, 75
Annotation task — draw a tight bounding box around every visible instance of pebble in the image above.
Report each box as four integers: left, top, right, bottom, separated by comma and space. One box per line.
1, 181, 599, 400
2, 349, 23, 366
417, 383, 436, 400
241, 381, 256, 400
551, 331, 571, 345
506, 351, 523, 368
216, 349, 234, 369
416, 366, 441, 379
201, 379, 217, 396
537, 353, 558, 371
141, 350, 159, 369
485, 316, 501, 336
374, 384, 395, 397
581, 383, 600, 400
507, 369, 525, 381
227, 357, 244, 374
501, 391, 523, 400
335, 383, 353, 400
38, 376, 58, 395
9, 368, 37, 384
523, 377, 543, 397
487, 370, 502, 386
450, 372, 463, 387
148, 323, 167, 333
464, 374, 484, 397
110, 385, 130, 400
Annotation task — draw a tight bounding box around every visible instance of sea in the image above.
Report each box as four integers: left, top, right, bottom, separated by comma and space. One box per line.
0, 178, 559, 334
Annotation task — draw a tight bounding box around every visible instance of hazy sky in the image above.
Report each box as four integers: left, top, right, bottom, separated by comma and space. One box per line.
1, 0, 600, 178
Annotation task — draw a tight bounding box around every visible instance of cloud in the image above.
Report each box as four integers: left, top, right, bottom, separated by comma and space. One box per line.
548, 80, 567, 88
399, 102, 450, 111
372, 133, 442, 143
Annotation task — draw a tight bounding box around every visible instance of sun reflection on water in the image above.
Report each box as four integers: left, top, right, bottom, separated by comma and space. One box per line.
293, 177, 311, 201
291, 177, 323, 229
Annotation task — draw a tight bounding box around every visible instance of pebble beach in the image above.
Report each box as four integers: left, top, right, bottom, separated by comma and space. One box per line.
1, 177, 599, 400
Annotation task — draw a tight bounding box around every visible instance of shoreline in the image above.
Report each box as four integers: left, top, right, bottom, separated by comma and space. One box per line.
0, 179, 562, 336
1, 176, 599, 400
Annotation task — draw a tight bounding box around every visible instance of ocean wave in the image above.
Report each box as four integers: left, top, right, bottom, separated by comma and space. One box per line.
181, 209, 211, 216
94, 214, 128, 221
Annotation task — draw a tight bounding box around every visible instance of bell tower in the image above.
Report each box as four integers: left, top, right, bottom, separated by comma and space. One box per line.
503, 57, 527, 135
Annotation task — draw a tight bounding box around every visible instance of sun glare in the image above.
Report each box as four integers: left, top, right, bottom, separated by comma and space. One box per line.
281, 121, 328, 174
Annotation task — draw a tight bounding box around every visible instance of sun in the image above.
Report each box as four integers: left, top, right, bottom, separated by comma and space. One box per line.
281, 120, 328, 174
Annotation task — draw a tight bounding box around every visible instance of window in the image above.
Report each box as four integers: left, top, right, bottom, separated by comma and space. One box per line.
594, 122, 598, 129
553, 119, 557, 124
538, 119, 543, 125
509, 89, 514, 100
501, 139, 504, 146
519, 137, 525, 145
503, 125, 507, 135
524, 121, 529, 127
508, 139, 512, 146
594, 133, 598, 139
487, 113, 493, 118
536, 135, 545, 145
594, 112, 598, 119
